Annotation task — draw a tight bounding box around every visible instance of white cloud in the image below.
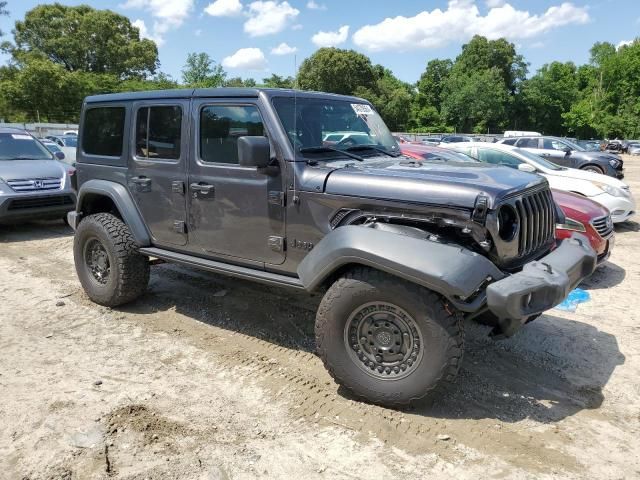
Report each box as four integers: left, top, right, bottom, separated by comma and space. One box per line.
204, 0, 243, 17
271, 42, 298, 55
244, 1, 300, 37
616, 40, 633, 50
121, 0, 194, 45
195, 29, 202, 36
312, 25, 349, 47
222, 47, 268, 70
307, 1, 326, 10
485, 0, 505, 7
132, 19, 164, 45
292, 24, 303, 30
352, 1, 590, 52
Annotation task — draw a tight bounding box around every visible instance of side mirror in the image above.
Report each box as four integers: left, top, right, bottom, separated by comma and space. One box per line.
563, 146, 572, 155
518, 163, 536, 173
238, 136, 271, 168
54, 151, 66, 161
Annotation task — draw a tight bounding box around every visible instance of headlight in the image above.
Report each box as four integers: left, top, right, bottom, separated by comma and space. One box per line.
497, 205, 518, 241
594, 181, 625, 197
556, 217, 586, 233
609, 159, 619, 167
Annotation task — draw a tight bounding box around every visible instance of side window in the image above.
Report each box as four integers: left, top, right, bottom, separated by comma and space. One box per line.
543, 138, 565, 150
135, 106, 182, 160
477, 148, 522, 168
501, 138, 517, 145
517, 138, 539, 148
82, 107, 125, 156
200, 105, 264, 164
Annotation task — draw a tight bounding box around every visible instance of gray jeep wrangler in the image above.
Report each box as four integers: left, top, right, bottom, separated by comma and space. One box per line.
69, 88, 596, 407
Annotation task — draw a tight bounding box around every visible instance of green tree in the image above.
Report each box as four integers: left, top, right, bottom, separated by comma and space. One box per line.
416, 59, 452, 112
262, 73, 295, 89
181, 52, 226, 88
521, 61, 579, 134
0, 1, 8, 38
13, 4, 158, 78
297, 48, 376, 95
441, 68, 508, 133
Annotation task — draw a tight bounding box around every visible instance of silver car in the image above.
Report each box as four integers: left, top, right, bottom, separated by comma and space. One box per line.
0, 128, 76, 224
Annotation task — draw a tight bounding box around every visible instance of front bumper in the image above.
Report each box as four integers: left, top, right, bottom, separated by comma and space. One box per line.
590, 192, 636, 223
485, 233, 596, 336
0, 192, 76, 223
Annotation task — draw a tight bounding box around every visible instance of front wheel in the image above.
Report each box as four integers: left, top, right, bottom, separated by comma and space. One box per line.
73, 213, 150, 307
315, 268, 464, 407
581, 165, 604, 174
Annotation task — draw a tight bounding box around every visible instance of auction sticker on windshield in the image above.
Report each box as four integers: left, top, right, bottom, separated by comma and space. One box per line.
351, 104, 374, 116
11, 134, 32, 140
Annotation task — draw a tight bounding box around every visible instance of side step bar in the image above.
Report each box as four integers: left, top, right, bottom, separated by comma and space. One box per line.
139, 247, 306, 290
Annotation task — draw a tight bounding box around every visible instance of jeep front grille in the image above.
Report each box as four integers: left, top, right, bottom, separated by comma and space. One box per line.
6, 177, 62, 192
513, 189, 555, 257
591, 215, 613, 238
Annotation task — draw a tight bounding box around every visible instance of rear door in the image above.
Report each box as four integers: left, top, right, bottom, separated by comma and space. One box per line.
127, 101, 189, 246
185, 99, 286, 266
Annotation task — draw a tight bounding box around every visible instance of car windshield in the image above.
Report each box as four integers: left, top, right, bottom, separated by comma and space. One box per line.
43, 142, 61, 153
516, 147, 564, 171
62, 136, 78, 147
0, 132, 53, 160
558, 138, 585, 152
272, 96, 399, 160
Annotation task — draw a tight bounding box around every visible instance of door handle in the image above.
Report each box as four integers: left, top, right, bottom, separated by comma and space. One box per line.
131, 176, 152, 186
190, 183, 214, 196
130, 176, 151, 192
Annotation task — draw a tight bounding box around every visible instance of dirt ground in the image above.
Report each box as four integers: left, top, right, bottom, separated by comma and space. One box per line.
1, 157, 639, 480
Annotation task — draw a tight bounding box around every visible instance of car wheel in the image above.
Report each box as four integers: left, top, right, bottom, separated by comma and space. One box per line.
74, 213, 150, 307
315, 267, 464, 407
582, 165, 604, 174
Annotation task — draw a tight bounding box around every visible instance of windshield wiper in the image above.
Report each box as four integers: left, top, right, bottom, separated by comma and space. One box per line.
299, 146, 364, 162
344, 144, 400, 157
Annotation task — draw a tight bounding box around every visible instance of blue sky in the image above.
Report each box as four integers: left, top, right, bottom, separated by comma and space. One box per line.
1, 0, 639, 84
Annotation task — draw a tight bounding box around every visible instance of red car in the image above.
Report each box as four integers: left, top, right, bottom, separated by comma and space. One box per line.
400, 144, 615, 264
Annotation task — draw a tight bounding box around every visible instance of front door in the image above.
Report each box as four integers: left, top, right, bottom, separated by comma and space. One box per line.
542, 138, 572, 167
127, 100, 189, 245
186, 100, 286, 266
127, 101, 189, 246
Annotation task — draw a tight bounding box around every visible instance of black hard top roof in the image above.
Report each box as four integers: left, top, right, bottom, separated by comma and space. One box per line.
84, 87, 368, 104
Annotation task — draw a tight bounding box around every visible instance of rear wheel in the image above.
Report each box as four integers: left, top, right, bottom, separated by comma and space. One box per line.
581, 164, 604, 174
74, 213, 149, 307
315, 267, 464, 407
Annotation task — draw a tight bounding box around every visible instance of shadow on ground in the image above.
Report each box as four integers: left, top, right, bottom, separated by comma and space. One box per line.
117, 262, 624, 424
0, 220, 72, 243
580, 260, 626, 290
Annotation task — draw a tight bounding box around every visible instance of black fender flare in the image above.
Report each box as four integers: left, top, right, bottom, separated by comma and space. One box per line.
75, 179, 151, 246
297, 226, 505, 309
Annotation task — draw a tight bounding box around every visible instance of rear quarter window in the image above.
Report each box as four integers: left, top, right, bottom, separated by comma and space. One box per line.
82, 107, 126, 157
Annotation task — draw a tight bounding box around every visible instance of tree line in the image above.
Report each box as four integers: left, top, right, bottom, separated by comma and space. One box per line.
0, 3, 638, 138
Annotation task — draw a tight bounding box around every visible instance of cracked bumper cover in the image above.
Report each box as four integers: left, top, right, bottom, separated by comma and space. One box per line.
485, 233, 597, 336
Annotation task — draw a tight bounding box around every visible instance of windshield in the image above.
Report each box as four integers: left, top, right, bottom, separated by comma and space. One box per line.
272, 97, 399, 160
516, 147, 564, 171
0, 133, 53, 160
62, 136, 78, 147
558, 137, 585, 152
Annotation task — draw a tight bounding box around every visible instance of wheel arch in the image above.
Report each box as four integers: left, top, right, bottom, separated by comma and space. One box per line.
76, 180, 151, 246
297, 225, 505, 311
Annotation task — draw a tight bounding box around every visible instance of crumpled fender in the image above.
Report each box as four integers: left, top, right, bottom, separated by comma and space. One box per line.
75, 179, 151, 246
297, 225, 504, 305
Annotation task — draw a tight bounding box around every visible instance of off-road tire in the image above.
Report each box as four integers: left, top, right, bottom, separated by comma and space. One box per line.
581, 164, 604, 174
74, 213, 150, 307
315, 267, 464, 407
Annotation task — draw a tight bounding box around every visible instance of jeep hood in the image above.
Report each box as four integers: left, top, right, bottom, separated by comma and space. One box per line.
0, 159, 66, 181
317, 158, 546, 209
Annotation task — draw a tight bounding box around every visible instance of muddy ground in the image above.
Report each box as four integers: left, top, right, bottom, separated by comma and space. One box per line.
1, 157, 639, 480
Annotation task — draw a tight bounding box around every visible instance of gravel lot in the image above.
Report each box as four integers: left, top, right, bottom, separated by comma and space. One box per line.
1, 156, 639, 479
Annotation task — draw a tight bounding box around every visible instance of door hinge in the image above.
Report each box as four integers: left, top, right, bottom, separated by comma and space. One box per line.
173, 220, 186, 234
172, 181, 185, 195
268, 235, 285, 252
268, 191, 286, 207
